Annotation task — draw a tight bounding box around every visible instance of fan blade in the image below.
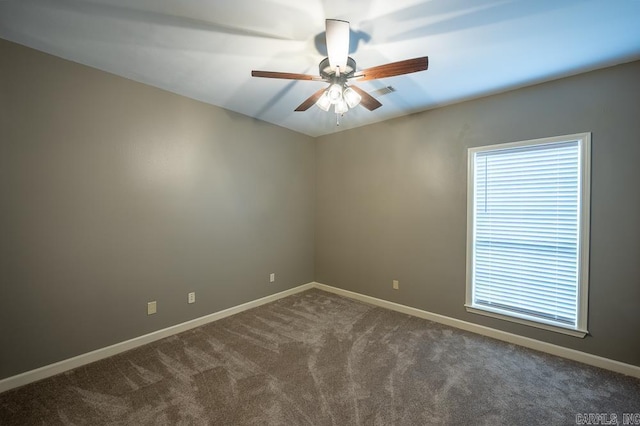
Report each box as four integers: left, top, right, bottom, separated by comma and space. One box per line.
325, 19, 350, 72
349, 85, 382, 111
252, 71, 325, 81
353, 57, 429, 81
295, 87, 327, 112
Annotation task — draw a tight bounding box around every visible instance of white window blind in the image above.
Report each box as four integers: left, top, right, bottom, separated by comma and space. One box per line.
466, 134, 590, 336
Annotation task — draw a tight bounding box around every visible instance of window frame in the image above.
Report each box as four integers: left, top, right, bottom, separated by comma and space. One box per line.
465, 133, 591, 338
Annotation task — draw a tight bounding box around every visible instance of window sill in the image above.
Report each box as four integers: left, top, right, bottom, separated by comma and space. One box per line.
465, 305, 588, 338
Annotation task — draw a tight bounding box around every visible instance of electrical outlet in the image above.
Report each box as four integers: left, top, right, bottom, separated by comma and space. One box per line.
188, 292, 196, 304
393, 280, 399, 290
270, 273, 275, 283
147, 301, 157, 315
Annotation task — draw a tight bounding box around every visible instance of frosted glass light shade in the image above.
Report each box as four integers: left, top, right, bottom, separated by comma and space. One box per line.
316, 91, 331, 111
335, 98, 348, 114
343, 87, 361, 108
328, 83, 343, 104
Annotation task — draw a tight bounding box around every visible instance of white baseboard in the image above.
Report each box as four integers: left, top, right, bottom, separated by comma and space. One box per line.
2, 280, 638, 394
0, 283, 315, 394
312, 282, 640, 379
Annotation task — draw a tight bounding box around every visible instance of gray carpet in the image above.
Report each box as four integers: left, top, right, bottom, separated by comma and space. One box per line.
1, 289, 639, 425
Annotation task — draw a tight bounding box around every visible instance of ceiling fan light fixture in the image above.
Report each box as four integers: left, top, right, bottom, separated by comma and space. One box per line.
316, 91, 331, 111
343, 86, 362, 108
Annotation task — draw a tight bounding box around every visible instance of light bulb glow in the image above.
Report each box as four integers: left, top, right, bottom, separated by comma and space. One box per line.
327, 83, 343, 104
343, 87, 362, 108
316, 91, 331, 111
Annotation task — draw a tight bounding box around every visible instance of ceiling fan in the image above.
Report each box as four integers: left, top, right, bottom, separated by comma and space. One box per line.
251, 19, 429, 116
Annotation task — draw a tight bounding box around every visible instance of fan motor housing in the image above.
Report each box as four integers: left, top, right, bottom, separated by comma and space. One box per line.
319, 57, 356, 79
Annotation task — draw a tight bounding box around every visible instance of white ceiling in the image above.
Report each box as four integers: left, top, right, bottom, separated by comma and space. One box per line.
2, 0, 640, 137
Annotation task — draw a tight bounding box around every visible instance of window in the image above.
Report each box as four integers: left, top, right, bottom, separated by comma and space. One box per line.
466, 133, 590, 337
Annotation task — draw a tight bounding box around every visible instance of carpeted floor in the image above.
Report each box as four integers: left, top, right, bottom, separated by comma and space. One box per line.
1, 289, 639, 425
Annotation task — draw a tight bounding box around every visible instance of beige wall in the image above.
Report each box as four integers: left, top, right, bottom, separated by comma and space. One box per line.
0, 39, 316, 379
316, 60, 640, 367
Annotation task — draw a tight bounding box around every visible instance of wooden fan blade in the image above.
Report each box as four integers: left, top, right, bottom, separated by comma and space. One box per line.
295, 87, 328, 112
353, 57, 428, 81
252, 70, 325, 81
349, 85, 382, 111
